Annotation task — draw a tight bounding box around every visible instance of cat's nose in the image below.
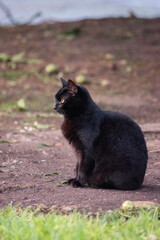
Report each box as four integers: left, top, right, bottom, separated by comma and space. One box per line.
53, 104, 57, 110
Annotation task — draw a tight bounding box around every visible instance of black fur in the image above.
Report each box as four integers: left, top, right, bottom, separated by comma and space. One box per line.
54, 78, 148, 190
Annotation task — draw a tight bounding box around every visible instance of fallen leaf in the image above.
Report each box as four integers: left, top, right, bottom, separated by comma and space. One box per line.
75, 75, 86, 84
11, 52, 25, 63
39, 143, 48, 148
17, 98, 26, 111
0, 53, 10, 62
121, 200, 159, 210
0, 169, 10, 173
0, 140, 11, 144
45, 63, 58, 74
56, 180, 68, 187
26, 58, 42, 64
34, 121, 50, 129
45, 179, 54, 182
0, 140, 19, 144
55, 142, 63, 147
45, 172, 59, 176
154, 161, 160, 165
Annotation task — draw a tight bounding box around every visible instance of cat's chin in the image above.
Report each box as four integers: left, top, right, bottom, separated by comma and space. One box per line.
56, 109, 64, 115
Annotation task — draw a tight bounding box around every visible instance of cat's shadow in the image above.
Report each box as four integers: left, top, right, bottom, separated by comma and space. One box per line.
83, 184, 160, 195
141, 184, 160, 193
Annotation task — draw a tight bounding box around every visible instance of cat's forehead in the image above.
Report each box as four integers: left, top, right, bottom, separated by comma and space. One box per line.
55, 87, 68, 99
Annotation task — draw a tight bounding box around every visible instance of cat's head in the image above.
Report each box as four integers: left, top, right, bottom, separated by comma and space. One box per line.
54, 78, 90, 117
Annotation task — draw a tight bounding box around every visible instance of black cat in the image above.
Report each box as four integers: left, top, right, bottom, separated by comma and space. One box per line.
54, 78, 148, 190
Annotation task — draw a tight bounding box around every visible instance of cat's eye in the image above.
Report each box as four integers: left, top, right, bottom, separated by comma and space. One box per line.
60, 99, 65, 104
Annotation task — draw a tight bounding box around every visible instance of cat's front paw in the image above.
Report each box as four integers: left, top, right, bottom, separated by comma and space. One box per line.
68, 178, 82, 188
67, 178, 75, 185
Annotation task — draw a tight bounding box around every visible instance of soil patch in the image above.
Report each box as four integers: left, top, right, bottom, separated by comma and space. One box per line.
0, 127, 160, 212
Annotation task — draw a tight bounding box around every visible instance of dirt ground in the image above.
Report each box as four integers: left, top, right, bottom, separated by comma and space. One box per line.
0, 17, 160, 212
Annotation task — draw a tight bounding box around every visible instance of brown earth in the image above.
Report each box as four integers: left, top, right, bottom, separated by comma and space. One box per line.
0, 17, 160, 212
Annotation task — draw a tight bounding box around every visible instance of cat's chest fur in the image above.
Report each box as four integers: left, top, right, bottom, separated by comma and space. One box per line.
61, 111, 102, 151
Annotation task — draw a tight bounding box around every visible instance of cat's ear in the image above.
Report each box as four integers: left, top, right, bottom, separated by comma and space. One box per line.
67, 79, 78, 94
60, 77, 67, 87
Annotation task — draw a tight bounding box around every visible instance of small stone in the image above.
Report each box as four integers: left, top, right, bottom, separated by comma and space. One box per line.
62, 206, 73, 212
105, 53, 115, 61
100, 79, 110, 87
119, 59, 128, 65
124, 66, 132, 73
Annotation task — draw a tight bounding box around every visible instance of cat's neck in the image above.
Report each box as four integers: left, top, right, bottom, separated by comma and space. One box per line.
64, 99, 101, 123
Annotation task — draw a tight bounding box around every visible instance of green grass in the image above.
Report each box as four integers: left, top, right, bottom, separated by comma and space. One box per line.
0, 71, 35, 81
0, 206, 160, 240
0, 101, 16, 112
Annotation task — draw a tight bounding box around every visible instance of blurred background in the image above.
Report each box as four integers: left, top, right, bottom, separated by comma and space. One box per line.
0, 0, 160, 131
1, 0, 160, 25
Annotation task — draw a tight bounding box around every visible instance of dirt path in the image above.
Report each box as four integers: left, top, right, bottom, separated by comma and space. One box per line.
0, 123, 160, 212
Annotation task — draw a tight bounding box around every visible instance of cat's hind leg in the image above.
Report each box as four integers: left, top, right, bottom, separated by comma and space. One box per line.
88, 169, 142, 190
104, 171, 142, 190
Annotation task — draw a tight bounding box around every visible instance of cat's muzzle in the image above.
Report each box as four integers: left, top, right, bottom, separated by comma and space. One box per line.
53, 103, 58, 110
53, 104, 64, 114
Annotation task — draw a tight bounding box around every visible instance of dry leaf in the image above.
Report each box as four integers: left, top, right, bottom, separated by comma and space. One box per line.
55, 142, 63, 147
154, 161, 160, 165
121, 200, 159, 210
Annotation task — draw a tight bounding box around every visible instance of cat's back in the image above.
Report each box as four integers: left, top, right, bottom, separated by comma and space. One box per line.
98, 110, 147, 157
103, 110, 141, 133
